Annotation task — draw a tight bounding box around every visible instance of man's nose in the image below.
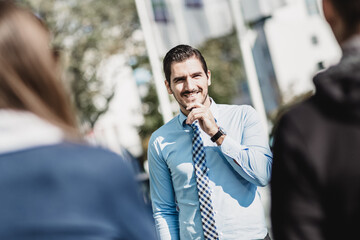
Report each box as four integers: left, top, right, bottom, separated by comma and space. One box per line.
184, 77, 196, 90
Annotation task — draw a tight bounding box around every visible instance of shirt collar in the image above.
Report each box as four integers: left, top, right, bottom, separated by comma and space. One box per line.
178, 97, 219, 128
0, 110, 64, 154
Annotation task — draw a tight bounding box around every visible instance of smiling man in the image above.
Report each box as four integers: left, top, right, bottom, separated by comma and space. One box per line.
147, 44, 273, 240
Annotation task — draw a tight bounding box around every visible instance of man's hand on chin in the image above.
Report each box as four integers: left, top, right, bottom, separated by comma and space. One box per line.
185, 102, 218, 137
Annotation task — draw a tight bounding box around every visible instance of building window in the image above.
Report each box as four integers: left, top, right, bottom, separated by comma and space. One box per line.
305, 0, 320, 15
311, 35, 319, 45
317, 61, 325, 70
152, 0, 169, 23
185, 0, 203, 8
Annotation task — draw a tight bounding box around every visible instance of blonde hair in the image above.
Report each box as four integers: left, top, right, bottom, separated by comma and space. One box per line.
0, 1, 79, 137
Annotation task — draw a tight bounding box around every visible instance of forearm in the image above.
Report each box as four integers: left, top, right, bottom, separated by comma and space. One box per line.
220, 135, 272, 186
149, 173, 180, 240
153, 210, 180, 240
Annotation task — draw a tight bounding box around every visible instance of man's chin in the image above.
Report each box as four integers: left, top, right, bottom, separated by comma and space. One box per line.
183, 96, 200, 104
179, 102, 195, 114
178, 96, 205, 112
182, 101, 197, 110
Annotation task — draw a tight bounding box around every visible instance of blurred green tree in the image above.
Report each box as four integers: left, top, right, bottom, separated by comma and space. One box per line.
17, 0, 143, 130
200, 30, 243, 104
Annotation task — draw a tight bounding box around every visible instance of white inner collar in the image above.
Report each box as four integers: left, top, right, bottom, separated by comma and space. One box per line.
0, 110, 64, 154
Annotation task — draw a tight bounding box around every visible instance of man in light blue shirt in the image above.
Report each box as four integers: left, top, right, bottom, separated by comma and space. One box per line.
148, 44, 272, 240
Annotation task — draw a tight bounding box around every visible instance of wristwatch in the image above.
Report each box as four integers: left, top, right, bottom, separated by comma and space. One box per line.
210, 127, 226, 142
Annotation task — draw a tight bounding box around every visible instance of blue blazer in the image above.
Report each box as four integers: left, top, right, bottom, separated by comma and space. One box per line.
0, 142, 156, 240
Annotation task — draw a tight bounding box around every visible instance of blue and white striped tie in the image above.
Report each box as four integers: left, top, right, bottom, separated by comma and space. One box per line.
191, 123, 219, 240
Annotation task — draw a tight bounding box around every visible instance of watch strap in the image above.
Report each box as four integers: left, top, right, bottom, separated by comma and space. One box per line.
211, 127, 225, 142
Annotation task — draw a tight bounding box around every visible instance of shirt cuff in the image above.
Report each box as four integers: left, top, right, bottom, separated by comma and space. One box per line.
220, 135, 248, 163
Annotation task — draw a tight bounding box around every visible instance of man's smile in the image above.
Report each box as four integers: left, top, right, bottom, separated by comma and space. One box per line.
181, 89, 202, 99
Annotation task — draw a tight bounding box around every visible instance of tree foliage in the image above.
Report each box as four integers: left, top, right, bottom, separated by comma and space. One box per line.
200, 30, 243, 104
17, 0, 142, 129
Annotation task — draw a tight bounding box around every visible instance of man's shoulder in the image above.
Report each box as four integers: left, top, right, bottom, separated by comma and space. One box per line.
275, 97, 320, 134
217, 103, 254, 112
280, 97, 317, 122
149, 115, 181, 142
216, 103, 256, 120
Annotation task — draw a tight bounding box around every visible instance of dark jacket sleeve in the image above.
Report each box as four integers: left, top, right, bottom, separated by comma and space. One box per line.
270, 113, 324, 240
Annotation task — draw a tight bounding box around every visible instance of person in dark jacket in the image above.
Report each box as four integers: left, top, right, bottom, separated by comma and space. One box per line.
0, 2, 156, 239
271, 0, 360, 239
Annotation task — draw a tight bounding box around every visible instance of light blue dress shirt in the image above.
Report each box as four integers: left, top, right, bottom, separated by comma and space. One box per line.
148, 100, 273, 240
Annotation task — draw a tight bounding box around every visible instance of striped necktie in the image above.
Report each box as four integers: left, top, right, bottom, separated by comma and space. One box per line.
191, 123, 219, 240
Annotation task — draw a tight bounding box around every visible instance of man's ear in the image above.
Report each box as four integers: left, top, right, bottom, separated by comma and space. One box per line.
164, 80, 172, 94
322, 0, 346, 43
207, 70, 211, 86
322, 0, 335, 26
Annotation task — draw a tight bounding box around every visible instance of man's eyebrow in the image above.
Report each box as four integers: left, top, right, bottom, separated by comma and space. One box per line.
172, 76, 186, 82
191, 71, 203, 76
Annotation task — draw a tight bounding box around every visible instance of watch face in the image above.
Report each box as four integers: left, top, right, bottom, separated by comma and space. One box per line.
219, 127, 226, 135
217, 127, 226, 137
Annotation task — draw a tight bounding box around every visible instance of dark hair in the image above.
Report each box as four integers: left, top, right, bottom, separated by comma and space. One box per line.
163, 44, 208, 84
330, 0, 360, 37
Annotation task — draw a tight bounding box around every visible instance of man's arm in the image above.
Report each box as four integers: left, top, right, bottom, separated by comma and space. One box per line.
148, 135, 179, 240
219, 106, 272, 186
186, 103, 272, 186
271, 114, 324, 240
